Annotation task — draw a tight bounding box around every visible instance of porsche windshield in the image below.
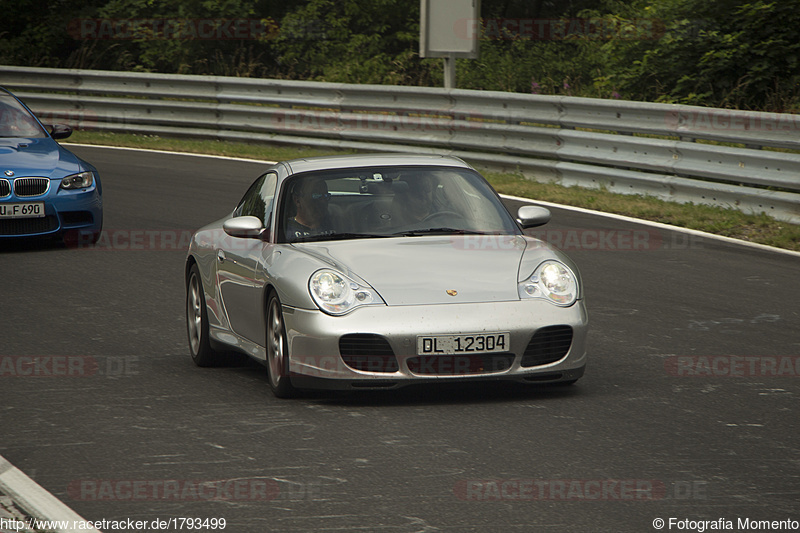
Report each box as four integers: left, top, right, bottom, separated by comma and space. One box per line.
280, 166, 520, 243
0, 94, 47, 138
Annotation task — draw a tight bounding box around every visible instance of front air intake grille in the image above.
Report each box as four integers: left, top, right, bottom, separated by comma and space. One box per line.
0, 179, 10, 197
0, 215, 58, 236
14, 177, 50, 197
339, 334, 399, 373
520, 326, 573, 367
60, 211, 94, 226
407, 353, 515, 375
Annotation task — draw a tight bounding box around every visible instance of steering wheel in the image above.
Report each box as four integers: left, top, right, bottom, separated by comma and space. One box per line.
421, 210, 465, 223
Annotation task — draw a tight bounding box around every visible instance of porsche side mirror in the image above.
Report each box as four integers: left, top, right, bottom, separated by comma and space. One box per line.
517, 206, 551, 229
48, 124, 73, 140
223, 216, 268, 240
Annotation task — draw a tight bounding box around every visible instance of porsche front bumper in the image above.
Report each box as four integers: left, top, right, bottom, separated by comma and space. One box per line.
283, 299, 588, 390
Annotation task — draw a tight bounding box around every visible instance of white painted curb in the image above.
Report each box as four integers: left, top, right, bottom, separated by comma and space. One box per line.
0, 455, 101, 533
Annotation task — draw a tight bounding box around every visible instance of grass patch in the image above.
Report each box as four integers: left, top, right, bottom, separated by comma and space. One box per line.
488, 171, 800, 251
68, 130, 800, 252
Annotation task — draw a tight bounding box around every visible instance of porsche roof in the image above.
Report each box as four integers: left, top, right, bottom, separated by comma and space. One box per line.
282, 153, 471, 175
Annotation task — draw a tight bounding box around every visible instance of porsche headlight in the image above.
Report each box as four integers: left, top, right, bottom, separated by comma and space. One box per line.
60, 171, 94, 190
518, 260, 578, 306
309, 269, 383, 315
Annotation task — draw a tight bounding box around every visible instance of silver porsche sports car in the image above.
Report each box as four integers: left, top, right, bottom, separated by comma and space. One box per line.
186, 154, 587, 397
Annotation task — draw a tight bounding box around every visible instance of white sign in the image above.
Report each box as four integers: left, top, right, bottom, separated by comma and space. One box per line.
420, 0, 480, 58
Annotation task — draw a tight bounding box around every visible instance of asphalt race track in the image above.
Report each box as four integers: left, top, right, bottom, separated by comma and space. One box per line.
1, 145, 798, 532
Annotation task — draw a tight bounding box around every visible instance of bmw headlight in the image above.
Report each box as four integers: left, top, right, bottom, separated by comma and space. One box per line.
518, 260, 578, 306
60, 171, 94, 190
309, 269, 383, 315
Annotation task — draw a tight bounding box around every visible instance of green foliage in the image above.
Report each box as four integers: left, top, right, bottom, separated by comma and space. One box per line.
93, 0, 275, 74
591, 0, 800, 110
0, 0, 105, 68
274, 0, 434, 85
0, 0, 289, 74
456, 34, 605, 95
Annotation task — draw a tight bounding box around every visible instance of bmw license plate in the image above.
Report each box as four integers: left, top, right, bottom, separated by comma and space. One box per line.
417, 333, 510, 355
0, 202, 45, 218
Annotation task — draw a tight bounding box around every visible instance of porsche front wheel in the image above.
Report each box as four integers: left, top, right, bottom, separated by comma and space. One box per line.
266, 292, 297, 398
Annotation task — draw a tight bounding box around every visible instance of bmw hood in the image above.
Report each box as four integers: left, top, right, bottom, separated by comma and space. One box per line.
300, 235, 532, 306
0, 137, 83, 178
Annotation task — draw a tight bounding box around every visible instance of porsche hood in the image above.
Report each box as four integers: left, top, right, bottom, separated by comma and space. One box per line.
299, 235, 537, 306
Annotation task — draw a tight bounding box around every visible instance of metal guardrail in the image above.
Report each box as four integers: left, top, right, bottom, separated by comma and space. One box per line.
2, 65, 799, 224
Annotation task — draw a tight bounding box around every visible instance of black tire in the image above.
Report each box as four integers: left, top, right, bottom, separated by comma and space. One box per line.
186, 264, 224, 366
266, 292, 297, 398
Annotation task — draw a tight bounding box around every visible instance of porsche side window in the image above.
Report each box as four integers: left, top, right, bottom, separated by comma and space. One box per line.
236, 172, 277, 227
235, 176, 263, 217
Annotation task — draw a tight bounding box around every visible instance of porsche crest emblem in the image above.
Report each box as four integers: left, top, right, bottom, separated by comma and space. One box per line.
446, 290, 458, 297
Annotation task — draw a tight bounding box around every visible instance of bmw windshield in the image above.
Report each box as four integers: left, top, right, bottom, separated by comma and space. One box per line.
0, 92, 48, 138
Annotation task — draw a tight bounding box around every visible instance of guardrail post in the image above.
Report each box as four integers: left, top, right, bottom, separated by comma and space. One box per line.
443, 54, 456, 89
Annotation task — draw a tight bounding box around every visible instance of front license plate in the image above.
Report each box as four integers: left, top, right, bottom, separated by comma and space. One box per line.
417, 333, 510, 355
0, 202, 45, 219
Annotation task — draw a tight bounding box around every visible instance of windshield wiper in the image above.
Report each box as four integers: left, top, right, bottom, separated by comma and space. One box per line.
295, 232, 394, 242
393, 228, 490, 236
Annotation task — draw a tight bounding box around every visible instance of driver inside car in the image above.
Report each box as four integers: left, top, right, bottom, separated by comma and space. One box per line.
394, 174, 441, 224
285, 177, 335, 241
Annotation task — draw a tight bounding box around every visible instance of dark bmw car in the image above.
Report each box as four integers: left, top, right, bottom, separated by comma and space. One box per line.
0, 87, 102, 244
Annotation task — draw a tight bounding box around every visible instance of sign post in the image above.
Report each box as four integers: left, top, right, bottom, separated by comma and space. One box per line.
419, 0, 480, 89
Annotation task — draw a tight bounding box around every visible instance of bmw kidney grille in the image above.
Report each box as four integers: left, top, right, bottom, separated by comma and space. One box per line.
13, 177, 50, 197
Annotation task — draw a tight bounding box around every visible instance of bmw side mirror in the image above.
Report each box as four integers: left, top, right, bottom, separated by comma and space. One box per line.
48, 124, 73, 140
517, 206, 551, 229
223, 216, 268, 240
